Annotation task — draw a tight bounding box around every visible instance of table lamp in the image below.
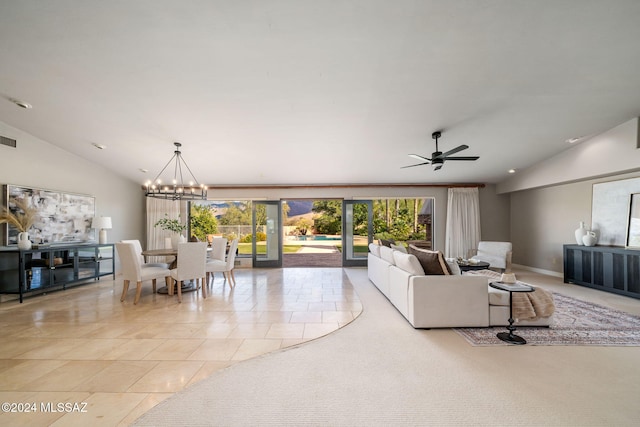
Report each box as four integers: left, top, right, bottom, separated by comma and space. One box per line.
92, 216, 112, 244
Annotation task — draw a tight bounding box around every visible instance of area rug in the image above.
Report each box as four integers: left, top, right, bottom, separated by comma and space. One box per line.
455, 292, 640, 346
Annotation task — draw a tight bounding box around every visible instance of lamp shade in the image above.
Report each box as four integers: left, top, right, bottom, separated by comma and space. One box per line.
92, 216, 112, 230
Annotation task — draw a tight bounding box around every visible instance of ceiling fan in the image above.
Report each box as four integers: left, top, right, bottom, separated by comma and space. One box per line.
403, 131, 479, 171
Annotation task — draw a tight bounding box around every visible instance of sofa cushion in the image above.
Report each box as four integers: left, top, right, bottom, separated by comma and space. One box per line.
445, 258, 462, 275
368, 243, 381, 257
379, 246, 396, 264
407, 245, 450, 275
393, 251, 425, 276
390, 243, 407, 253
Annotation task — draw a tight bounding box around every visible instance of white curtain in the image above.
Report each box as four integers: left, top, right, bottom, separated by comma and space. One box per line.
445, 187, 481, 259
145, 198, 187, 251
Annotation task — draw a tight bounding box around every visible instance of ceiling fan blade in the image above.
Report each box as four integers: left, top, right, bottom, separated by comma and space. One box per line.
434, 144, 469, 159
408, 154, 431, 162
401, 162, 430, 169
443, 156, 480, 161
434, 164, 443, 171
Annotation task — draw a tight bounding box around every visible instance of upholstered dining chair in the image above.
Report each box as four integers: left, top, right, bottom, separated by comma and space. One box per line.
205, 238, 238, 288
209, 237, 228, 262
115, 242, 171, 305
169, 242, 208, 303
120, 239, 170, 269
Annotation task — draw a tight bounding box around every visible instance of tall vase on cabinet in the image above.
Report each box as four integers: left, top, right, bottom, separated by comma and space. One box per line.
575, 221, 587, 245
17, 232, 32, 250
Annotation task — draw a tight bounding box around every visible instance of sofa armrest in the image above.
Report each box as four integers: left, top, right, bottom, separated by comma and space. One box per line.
407, 275, 489, 328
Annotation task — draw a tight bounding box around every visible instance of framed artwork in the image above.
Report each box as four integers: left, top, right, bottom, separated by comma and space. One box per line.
626, 193, 640, 249
2, 185, 95, 245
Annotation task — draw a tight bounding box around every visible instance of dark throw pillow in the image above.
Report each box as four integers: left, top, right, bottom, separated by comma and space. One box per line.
407, 245, 451, 275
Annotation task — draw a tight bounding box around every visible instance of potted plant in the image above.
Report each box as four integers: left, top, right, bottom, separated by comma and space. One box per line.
154, 214, 187, 248
0, 197, 38, 250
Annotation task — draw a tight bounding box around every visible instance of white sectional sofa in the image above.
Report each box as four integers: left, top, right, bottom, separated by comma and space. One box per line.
367, 244, 553, 329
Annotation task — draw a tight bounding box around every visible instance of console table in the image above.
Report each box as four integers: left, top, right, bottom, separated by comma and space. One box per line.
563, 244, 640, 299
0, 243, 114, 303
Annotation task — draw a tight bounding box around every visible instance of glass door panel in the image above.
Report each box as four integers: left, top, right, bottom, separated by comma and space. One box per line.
343, 200, 372, 267
252, 201, 282, 267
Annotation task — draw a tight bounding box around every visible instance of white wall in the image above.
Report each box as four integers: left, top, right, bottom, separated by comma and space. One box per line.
498, 117, 640, 274
0, 121, 145, 245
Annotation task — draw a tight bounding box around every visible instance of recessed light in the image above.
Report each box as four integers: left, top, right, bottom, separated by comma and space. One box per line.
139, 168, 148, 173
566, 137, 581, 144
9, 98, 32, 109
92, 143, 106, 150
508, 169, 516, 174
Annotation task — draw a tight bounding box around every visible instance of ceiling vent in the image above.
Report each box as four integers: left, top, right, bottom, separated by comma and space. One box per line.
0, 136, 17, 148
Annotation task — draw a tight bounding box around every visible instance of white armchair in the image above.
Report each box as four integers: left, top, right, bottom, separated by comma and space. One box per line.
469, 241, 512, 272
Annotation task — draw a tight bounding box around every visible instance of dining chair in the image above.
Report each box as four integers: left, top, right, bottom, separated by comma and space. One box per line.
115, 242, 171, 305
169, 242, 208, 303
120, 239, 170, 269
210, 237, 228, 261
205, 238, 238, 288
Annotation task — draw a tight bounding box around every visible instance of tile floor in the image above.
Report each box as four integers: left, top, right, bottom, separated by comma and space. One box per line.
0, 268, 362, 426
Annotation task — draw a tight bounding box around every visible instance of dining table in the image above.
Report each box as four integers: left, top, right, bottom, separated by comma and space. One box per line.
141, 248, 198, 294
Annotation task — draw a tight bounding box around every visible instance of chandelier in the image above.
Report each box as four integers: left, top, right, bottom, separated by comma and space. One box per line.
144, 142, 207, 200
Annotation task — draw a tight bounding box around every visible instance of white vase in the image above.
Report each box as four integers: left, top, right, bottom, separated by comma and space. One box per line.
17, 232, 32, 250
575, 221, 587, 245
582, 231, 598, 247
170, 234, 186, 249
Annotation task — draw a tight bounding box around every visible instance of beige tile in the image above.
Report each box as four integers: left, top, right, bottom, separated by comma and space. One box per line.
73, 360, 157, 392
290, 311, 323, 323
127, 361, 204, 393
51, 392, 148, 427
117, 392, 173, 426
143, 339, 205, 360
308, 301, 337, 311
187, 339, 244, 361
0, 360, 67, 390
303, 322, 341, 339
322, 311, 354, 323
19, 361, 112, 391
100, 338, 165, 360
265, 323, 305, 339
232, 339, 283, 361
228, 323, 271, 338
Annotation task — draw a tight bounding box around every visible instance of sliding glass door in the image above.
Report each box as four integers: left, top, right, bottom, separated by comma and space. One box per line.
252, 201, 282, 267
342, 200, 372, 267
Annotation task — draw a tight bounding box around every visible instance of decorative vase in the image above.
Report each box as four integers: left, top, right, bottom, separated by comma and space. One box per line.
17, 232, 32, 250
170, 234, 186, 249
575, 221, 587, 245
582, 231, 598, 247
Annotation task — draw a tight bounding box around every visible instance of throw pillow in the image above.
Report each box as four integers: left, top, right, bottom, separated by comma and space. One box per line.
368, 243, 381, 257
379, 246, 396, 265
379, 238, 395, 247
393, 251, 425, 276
390, 243, 407, 253
407, 245, 450, 275
445, 257, 461, 275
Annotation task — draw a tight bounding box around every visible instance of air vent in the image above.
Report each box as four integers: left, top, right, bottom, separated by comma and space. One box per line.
0, 136, 17, 148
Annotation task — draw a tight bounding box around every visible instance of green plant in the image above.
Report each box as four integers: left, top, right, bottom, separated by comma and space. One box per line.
190, 204, 218, 241
154, 214, 187, 234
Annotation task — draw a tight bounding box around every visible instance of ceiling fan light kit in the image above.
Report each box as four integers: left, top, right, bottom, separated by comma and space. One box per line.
403, 131, 479, 171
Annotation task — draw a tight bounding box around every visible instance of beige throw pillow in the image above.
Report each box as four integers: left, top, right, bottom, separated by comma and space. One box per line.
407, 245, 451, 275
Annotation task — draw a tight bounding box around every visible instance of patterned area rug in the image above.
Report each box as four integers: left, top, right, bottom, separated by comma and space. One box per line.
455, 293, 640, 346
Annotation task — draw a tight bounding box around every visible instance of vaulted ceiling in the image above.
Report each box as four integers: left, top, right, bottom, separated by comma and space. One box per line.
2, 1, 640, 187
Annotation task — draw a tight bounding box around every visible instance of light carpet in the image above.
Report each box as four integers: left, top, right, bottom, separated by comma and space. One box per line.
455, 292, 640, 346
134, 268, 640, 426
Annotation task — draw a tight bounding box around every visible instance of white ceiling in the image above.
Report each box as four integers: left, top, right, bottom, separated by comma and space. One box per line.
2, 1, 640, 187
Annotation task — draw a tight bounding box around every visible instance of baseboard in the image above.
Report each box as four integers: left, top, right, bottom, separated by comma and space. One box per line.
512, 263, 563, 278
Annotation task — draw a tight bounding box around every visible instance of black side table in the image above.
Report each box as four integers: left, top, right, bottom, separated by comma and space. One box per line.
458, 260, 490, 272
489, 281, 535, 345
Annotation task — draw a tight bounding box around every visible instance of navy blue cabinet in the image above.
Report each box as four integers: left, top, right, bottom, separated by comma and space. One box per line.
563, 244, 640, 299
0, 243, 114, 303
